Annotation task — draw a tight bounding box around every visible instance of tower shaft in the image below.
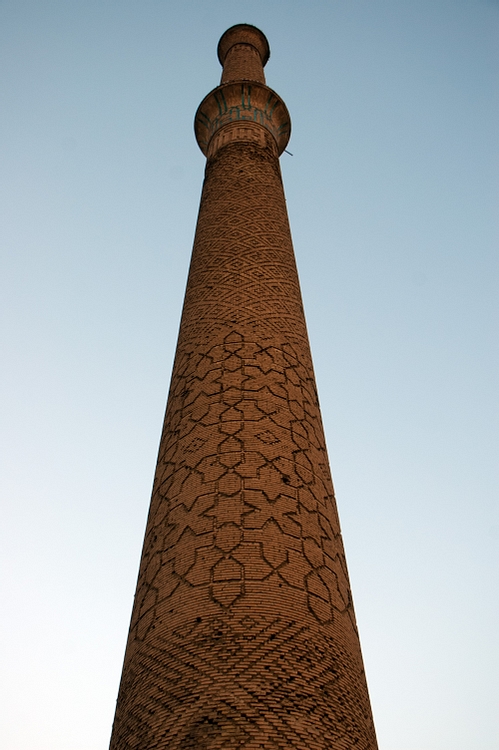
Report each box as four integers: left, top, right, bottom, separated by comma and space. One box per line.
110, 25, 378, 750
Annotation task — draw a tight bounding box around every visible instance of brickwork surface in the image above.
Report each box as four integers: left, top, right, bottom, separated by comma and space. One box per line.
109, 25, 378, 750
221, 43, 266, 84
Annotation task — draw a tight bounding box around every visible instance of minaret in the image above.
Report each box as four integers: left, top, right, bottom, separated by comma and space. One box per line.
109, 25, 378, 750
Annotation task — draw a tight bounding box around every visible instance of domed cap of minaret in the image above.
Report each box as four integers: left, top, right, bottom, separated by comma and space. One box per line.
217, 24, 270, 67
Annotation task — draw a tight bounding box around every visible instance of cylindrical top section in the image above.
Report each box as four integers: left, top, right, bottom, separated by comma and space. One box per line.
217, 24, 270, 84
217, 24, 270, 67
195, 25, 290, 158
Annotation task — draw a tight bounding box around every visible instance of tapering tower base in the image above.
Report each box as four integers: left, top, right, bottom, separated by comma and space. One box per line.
109, 25, 378, 750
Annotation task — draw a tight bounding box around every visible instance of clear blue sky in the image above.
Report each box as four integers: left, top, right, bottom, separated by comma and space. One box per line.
1, 1, 497, 748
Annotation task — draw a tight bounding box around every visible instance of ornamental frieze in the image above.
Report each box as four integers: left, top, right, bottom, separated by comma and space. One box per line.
195, 82, 291, 156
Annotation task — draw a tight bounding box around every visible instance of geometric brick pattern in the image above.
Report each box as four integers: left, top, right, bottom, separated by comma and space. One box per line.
109, 26, 378, 750
112, 615, 376, 749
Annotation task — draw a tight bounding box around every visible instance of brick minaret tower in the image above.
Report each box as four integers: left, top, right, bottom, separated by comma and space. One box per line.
109, 24, 378, 750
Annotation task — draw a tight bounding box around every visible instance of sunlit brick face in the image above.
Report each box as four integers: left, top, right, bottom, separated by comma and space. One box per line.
109, 24, 378, 750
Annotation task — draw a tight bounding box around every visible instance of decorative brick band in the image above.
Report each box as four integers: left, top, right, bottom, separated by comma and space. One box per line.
195, 82, 291, 157
206, 120, 278, 158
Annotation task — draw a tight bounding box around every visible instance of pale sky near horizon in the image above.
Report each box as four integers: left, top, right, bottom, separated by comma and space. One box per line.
1, 1, 497, 748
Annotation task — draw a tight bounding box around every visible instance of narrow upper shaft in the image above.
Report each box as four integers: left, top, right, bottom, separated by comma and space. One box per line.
195, 25, 290, 157
217, 24, 270, 84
